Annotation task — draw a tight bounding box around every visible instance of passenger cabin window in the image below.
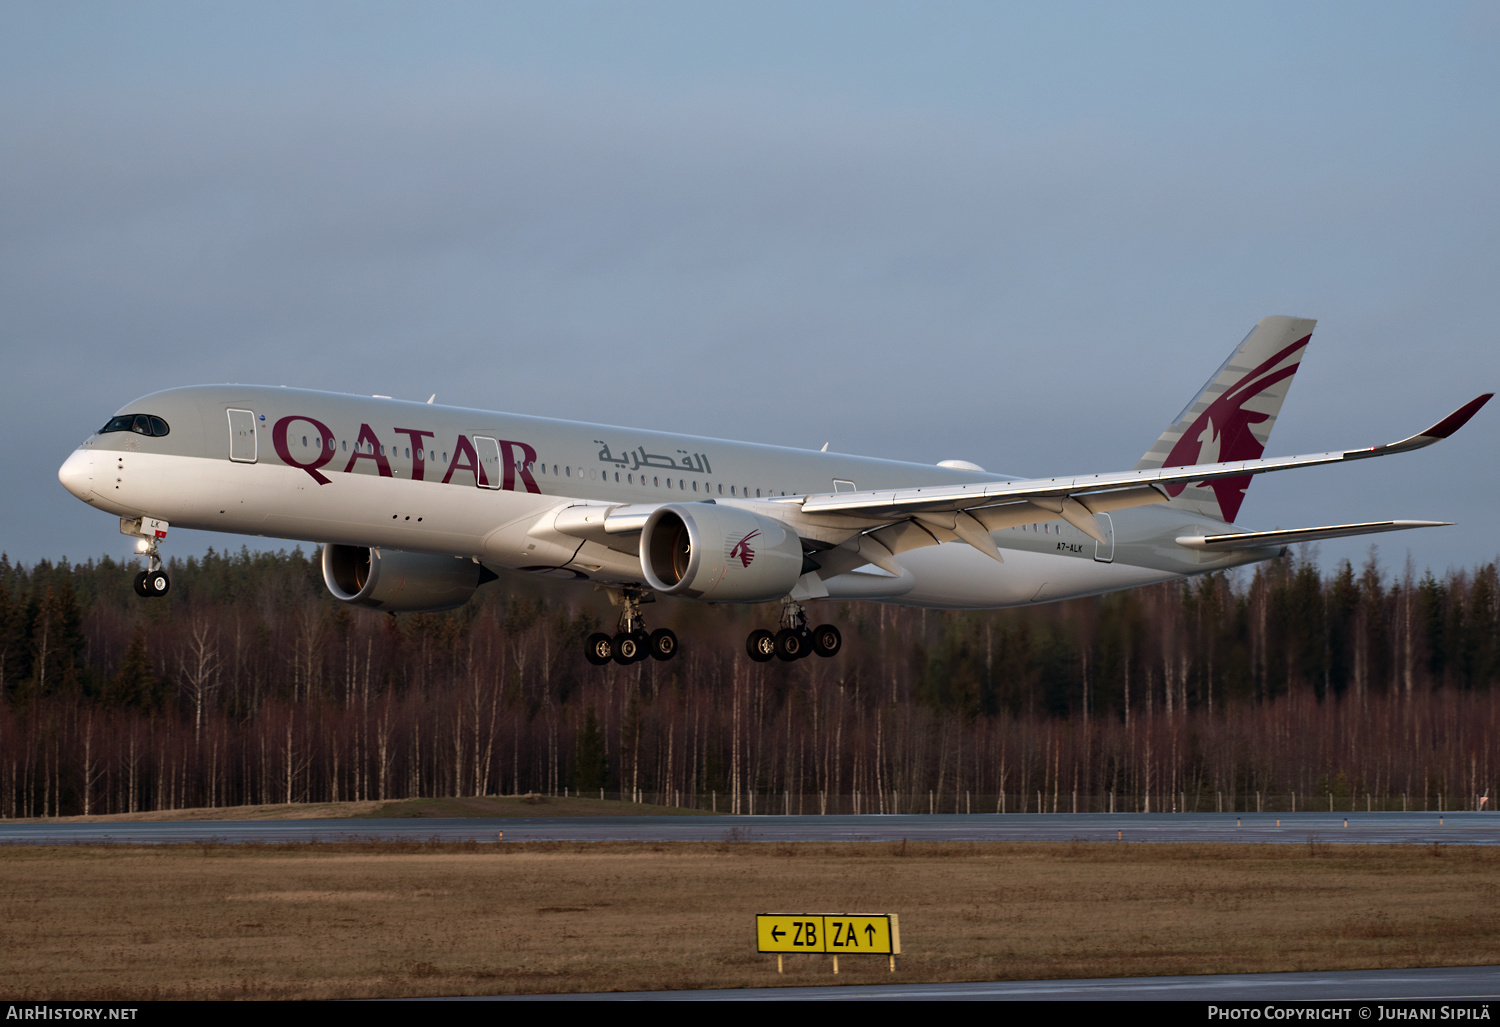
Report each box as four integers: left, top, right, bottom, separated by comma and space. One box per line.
100, 414, 170, 437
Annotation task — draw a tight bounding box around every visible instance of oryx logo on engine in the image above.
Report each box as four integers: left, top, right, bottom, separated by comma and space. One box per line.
728, 530, 760, 568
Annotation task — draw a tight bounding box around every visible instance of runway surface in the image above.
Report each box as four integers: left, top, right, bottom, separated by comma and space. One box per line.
474, 964, 1500, 1001
2, 811, 1496, 845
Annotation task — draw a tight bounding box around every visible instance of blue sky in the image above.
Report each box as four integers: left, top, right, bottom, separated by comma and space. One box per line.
4, 2, 1498, 580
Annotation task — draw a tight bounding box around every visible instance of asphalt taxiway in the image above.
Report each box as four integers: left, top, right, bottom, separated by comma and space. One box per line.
470, 964, 1500, 1001
1, 811, 1495, 845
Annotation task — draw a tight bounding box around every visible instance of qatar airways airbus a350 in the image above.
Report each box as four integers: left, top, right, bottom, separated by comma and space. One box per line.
57, 316, 1488, 666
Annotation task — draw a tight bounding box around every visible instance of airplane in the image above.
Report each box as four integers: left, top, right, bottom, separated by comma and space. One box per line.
57, 316, 1489, 666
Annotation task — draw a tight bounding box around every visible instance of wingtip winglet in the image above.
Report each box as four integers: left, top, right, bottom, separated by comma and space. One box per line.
1425, 393, 1492, 439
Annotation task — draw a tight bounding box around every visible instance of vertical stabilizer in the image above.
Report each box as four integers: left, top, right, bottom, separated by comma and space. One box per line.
1136, 315, 1315, 522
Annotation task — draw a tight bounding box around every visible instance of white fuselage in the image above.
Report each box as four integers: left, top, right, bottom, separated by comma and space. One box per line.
58, 385, 1268, 609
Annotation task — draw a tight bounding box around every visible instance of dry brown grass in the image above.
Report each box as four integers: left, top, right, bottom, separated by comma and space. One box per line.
1, 840, 1497, 999
29, 801, 389, 823
31, 794, 711, 823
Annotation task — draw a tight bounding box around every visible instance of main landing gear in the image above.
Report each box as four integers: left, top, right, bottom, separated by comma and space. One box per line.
746, 599, 841, 663
125, 517, 171, 598
584, 587, 678, 667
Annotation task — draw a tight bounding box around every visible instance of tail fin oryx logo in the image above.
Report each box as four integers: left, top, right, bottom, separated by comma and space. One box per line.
1160, 335, 1307, 521
729, 530, 760, 568
1136, 315, 1314, 523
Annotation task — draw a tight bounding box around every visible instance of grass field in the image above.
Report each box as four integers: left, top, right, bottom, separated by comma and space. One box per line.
24, 795, 714, 822
2, 839, 1498, 999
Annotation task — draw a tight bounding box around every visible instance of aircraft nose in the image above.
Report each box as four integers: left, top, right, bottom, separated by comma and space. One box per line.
58, 448, 94, 501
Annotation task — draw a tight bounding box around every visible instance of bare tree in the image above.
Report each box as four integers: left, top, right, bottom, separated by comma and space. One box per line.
179, 619, 221, 750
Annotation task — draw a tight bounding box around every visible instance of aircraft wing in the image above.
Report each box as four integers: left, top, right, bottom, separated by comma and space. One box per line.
776, 393, 1489, 570
796, 394, 1491, 523
550, 395, 1488, 576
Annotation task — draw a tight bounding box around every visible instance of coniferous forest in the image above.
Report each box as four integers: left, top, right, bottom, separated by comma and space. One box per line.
2, 546, 1499, 818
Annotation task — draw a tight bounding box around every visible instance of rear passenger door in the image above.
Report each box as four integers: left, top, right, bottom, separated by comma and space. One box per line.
227, 409, 257, 463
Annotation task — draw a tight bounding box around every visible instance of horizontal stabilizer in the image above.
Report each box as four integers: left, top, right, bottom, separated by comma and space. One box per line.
1175, 520, 1451, 551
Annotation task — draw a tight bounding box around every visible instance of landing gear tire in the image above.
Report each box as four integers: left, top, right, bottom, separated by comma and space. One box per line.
584, 632, 614, 666
811, 624, 841, 658
137, 570, 170, 597
648, 628, 678, 662
746, 629, 775, 663
613, 631, 647, 665
774, 628, 809, 662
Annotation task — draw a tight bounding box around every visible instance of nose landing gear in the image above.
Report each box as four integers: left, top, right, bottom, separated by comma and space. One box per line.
584, 587, 678, 666
746, 599, 841, 662
123, 517, 171, 598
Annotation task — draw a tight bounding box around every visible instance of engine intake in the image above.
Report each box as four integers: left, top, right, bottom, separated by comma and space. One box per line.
322, 544, 491, 612
640, 504, 804, 601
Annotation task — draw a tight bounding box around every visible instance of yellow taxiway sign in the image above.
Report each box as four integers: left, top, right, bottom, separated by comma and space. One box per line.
756, 914, 900, 954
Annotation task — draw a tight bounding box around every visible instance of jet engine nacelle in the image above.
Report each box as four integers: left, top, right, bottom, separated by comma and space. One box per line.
322, 544, 489, 612
640, 503, 805, 601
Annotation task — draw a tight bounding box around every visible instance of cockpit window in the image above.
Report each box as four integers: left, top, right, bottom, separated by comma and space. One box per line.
100, 414, 170, 437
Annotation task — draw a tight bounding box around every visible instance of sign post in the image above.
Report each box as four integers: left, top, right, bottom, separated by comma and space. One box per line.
756, 914, 901, 973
